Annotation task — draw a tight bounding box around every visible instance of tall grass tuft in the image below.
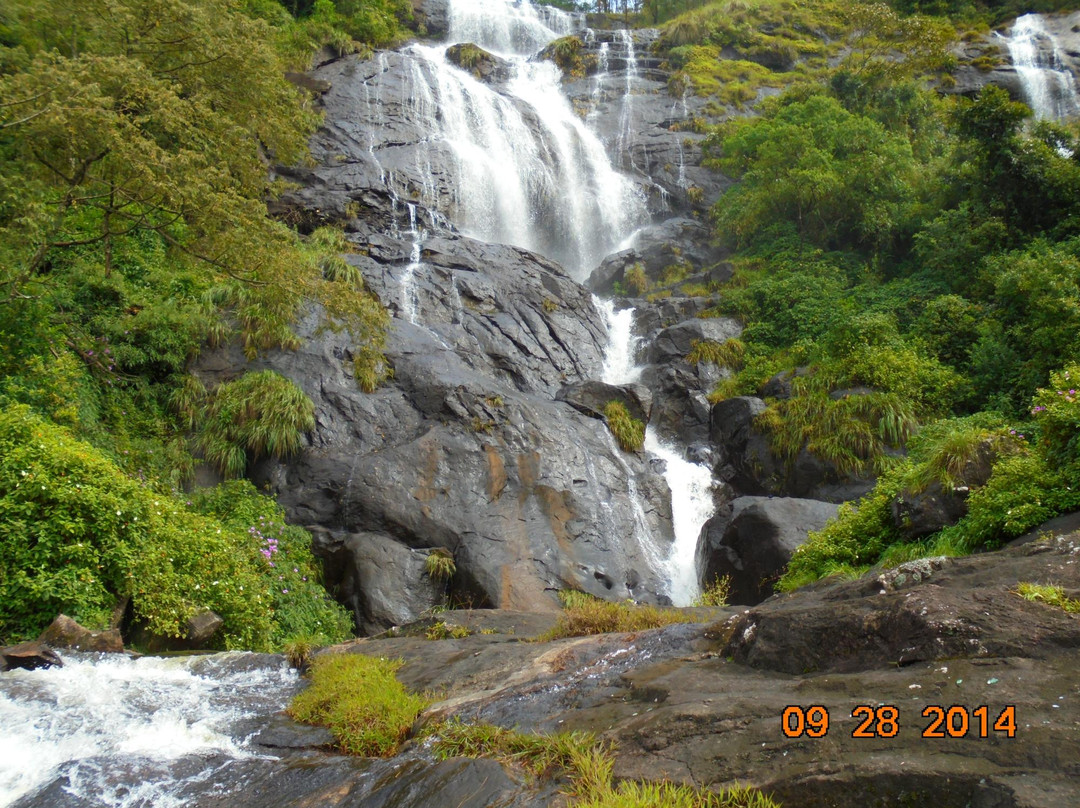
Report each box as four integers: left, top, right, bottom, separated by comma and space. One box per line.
604, 401, 646, 452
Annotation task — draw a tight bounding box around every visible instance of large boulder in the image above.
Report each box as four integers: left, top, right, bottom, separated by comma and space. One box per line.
312, 529, 444, 635
890, 436, 1001, 540
38, 614, 123, 653
588, 218, 730, 296
555, 381, 649, 424
696, 496, 839, 605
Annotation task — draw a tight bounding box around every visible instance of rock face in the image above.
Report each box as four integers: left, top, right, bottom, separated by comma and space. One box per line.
696, 496, 839, 605
196, 229, 677, 631
37, 614, 123, 653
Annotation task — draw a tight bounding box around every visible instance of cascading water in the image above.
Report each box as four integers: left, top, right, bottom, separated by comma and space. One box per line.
394, 0, 647, 279
616, 30, 639, 172
597, 302, 718, 605
0, 652, 297, 808
999, 13, 1080, 120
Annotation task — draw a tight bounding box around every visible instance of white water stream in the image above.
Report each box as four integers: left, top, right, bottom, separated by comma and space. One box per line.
596, 300, 717, 606
0, 653, 297, 808
999, 13, 1080, 120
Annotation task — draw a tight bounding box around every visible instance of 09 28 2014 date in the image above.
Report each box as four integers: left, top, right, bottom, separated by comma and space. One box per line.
781, 704, 1017, 739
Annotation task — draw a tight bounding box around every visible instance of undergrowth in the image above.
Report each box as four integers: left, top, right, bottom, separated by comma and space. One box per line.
1015, 582, 1080, 613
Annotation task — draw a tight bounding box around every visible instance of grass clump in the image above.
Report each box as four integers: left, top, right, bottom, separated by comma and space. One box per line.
425, 548, 456, 581
424, 719, 779, 808
288, 653, 429, 756
604, 401, 646, 453
425, 621, 472, 640
693, 576, 732, 607
541, 591, 691, 640
687, 338, 745, 369
1015, 583, 1080, 613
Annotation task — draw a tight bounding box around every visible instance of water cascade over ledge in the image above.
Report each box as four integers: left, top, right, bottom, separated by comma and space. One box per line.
998, 13, 1080, 120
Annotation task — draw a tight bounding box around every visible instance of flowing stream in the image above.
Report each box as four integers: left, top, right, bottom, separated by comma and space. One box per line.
0, 653, 298, 808
999, 13, 1080, 120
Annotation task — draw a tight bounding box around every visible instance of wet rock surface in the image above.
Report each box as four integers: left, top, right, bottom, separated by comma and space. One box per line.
37, 615, 123, 654
330, 534, 1080, 807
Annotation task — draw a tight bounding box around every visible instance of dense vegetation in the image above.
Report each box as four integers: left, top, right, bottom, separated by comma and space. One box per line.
648, 0, 1080, 587
0, 0, 407, 646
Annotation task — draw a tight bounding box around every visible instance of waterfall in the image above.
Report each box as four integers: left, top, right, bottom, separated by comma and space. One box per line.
643, 428, 715, 606
399, 202, 424, 324
597, 302, 718, 604
999, 13, 1080, 120
0, 652, 297, 808
616, 30, 639, 172
389, 0, 647, 280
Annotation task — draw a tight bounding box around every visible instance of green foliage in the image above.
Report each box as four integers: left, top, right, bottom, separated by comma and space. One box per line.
693, 576, 731, 607
288, 652, 429, 756
540, 590, 692, 640
603, 401, 646, 453
194, 371, 315, 478
1015, 582, 1080, 613
545, 35, 594, 79
624, 264, 651, 296
425, 548, 457, 581
712, 93, 918, 255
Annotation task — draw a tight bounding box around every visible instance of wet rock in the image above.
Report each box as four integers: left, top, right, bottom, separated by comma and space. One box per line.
37, 615, 123, 653
588, 218, 730, 295
722, 531, 1080, 674
185, 610, 224, 646
648, 317, 741, 364
696, 496, 839, 605
556, 380, 649, 424
444, 43, 507, 83
760, 366, 809, 400
313, 529, 443, 635
708, 395, 876, 503
1, 641, 63, 672
195, 230, 677, 627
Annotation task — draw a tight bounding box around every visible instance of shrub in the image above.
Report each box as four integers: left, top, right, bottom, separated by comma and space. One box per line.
540, 591, 691, 640
604, 401, 646, 453
693, 576, 732, 607
288, 652, 428, 756
687, 338, 745, 369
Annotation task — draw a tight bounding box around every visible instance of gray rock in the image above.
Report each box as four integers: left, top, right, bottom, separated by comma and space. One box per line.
314, 529, 444, 635
696, 496, 839, 605
556, 381, 649, 424
890, 437, 1000, 540
648, 317, 742, 364
588, 218, 730, 295
195, 232, 677, 629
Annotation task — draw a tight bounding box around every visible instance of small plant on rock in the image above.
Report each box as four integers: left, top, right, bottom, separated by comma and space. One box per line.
693, 576, 732, 607
603, 401, 645, 452
425, 548, 457, 581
